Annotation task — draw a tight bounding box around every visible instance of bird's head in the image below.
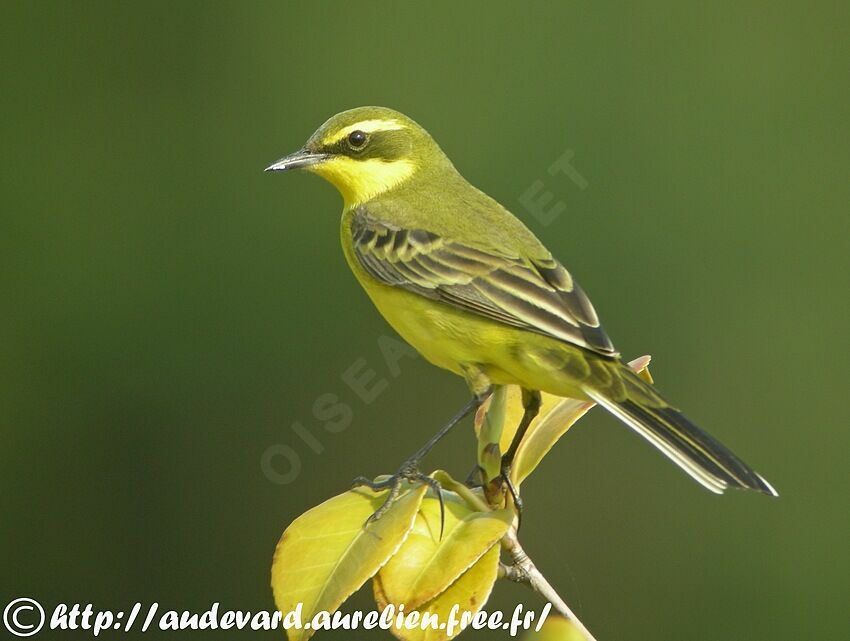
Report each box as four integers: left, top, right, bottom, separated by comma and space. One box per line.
266, 106, 451, 207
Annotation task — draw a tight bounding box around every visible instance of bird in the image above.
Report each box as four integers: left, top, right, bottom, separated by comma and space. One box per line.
265, 106, 777, 519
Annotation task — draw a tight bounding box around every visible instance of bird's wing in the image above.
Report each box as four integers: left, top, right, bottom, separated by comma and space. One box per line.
350, 208, 618, 357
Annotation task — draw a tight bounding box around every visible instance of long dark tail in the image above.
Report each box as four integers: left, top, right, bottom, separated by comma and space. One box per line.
583, 368, 777, 496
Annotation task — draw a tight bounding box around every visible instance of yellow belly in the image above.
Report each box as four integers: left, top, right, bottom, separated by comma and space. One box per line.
367, 283, 511, 377
356, 275, 591, 399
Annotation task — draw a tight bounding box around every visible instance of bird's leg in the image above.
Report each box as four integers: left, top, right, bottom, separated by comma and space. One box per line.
499, 388, 542, 525
353, 393, 486, 527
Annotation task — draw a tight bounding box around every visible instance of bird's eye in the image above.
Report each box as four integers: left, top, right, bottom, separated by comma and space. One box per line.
347, 130, 367, 149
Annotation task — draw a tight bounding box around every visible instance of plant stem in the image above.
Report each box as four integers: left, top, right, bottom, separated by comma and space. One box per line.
501, 528, 598, 641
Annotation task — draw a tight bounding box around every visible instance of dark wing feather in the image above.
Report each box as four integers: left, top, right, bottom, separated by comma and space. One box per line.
351, 209, 618, 357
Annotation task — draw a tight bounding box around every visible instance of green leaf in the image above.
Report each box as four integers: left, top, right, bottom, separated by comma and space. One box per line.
522, 616, 588, 641
510, 355, 653, 487
374, 542, 501, 641
379, 492, 513, 609
272, 484, 428, 641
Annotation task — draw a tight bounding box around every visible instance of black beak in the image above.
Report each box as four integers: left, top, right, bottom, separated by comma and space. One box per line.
264, 149, 329, 172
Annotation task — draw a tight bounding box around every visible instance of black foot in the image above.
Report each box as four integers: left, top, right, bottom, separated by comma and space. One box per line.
500, 462, 524, 529
352, 459, 445, 537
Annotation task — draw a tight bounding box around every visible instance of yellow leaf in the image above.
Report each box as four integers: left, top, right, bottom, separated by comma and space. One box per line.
509, 356, 653, 487
272, 484, 427, 641
522, 616, 587, 641
374, 542, 501, 641
379, 492, 512, 609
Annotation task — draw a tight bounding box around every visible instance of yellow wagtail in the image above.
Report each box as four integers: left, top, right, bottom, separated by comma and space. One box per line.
266, 106, 777, 518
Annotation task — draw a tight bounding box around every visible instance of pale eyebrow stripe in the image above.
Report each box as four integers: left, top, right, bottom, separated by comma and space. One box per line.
323, 119, 407, 145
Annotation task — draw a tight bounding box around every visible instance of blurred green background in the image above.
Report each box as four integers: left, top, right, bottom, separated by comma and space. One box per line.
2, 2, 848, 639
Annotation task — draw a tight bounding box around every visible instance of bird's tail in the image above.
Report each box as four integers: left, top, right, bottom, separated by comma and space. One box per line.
583, 365, 777, 496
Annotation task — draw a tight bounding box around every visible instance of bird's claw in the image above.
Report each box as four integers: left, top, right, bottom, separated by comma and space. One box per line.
352, 461, 446, 537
